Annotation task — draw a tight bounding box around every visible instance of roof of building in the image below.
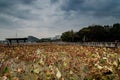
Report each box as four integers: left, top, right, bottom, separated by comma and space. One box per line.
6, 38, 28, 40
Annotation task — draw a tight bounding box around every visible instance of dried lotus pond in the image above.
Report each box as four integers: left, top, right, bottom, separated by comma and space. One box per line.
0, 43, 120, 80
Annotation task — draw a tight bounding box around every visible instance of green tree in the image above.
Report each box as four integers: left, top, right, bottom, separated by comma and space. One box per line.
61, 30, 75, 42
110, 23, 120, 41
61, 23, 120, 42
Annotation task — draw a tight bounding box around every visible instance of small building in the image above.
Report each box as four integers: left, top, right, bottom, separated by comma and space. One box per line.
6, 36, 39, 45
6, 38, 28, 45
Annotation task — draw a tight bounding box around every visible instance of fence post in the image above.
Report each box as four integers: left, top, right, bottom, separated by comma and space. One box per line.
114, 40, 118, 48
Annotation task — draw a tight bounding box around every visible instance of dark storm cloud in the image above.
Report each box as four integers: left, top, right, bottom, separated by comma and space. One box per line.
0, 0, 33, 10
0, 0, 36, 29
50, 0, 59, 3
60, 0, 120, 19
0, 0, 34, 19
61, 0, 84, 11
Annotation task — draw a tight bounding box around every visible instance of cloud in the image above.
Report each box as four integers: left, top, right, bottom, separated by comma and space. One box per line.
60, 0, 120, 18
0, 0, 120, 40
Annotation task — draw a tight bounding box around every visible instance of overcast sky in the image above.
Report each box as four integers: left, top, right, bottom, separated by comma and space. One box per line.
0, 0, 120, 40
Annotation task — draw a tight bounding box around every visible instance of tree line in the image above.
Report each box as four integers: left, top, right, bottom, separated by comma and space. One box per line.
61, 23, 120, 42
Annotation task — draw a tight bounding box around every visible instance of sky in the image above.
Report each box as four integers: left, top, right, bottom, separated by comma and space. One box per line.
0, 0, 120, 40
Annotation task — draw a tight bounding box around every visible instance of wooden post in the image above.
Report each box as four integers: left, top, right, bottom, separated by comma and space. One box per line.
115, 40, 118, 48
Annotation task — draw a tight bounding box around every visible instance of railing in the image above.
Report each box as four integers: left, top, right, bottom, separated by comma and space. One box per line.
52, 42, 120, 48
1, 42, 120, 48
79, 42, 119, 48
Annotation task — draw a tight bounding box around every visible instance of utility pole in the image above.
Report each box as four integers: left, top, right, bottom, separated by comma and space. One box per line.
16, 30, 17, 38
